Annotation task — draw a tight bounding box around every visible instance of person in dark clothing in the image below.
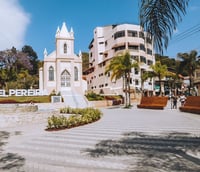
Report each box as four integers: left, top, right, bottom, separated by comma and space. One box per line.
172, 95, 178, 109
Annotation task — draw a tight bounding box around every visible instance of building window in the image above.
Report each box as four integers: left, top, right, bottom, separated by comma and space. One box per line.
134, 68, 139, 75
146, 37, 152, 44
48, 66, 54, 81
104, 53, 108, 58
128, 30, 138, 37
105, 40, 108, 46
140, 44, 145, 51
114, 30, 125, 39
130, 77, 132, 84
61, 70, 70, 87
135, 79, 139, 85
128, 45, 139, 51
140, 56, 146, 63
131, 55, 139, 61
114, 45, 125, 52
147, 48, 152, 55
147, 60, 153, 65
74, 66, 78, 81
139, 32, 144, 39
64, 43, 67, 54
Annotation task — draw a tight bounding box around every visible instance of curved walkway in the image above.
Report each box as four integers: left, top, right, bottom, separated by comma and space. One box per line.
0, 102, 200, 171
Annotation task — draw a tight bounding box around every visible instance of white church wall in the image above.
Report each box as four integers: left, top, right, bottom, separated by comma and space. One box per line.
60, 62, 72, 74
58, 40, 71, 56
82, 79, 87, 94
40, 22, 86, 96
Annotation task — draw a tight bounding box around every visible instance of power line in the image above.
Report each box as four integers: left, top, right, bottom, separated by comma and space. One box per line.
173, 23, 200, 39
170, 23, 200, 44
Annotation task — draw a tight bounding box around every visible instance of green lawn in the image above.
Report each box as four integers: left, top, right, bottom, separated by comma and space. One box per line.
0, 96, 51, 103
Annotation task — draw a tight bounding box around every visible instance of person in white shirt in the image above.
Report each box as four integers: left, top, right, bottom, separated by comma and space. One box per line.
179, 94, 186, 106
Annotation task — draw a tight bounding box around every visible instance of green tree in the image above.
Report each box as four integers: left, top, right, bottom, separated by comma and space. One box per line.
0, 68, 17, 90
177, 50, 200, 95
150, 61, 169, 95
155, 54, 176, 69
0, 47, 39, 89
22, 45, 39, 75
106, 51, 138, 107
139, 0, 189, 54
0, 69, 8, 89
140, 70, 154, 95
82, 52, 89, 72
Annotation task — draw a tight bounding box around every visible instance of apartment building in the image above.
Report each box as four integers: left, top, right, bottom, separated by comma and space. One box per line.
84, 23, 155, 95
193, 69, 200, 95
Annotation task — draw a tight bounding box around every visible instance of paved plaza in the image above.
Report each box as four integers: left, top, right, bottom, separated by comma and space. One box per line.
0, 102, 200, 172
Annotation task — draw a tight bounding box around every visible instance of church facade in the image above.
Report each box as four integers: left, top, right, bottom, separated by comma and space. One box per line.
39, 22, 86, 97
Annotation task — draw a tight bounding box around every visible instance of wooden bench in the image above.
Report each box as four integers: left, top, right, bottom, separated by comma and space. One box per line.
137, 96, 168, 110
179, 96, 200, 114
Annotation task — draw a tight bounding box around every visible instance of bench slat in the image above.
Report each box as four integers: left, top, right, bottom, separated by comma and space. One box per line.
137, 96, 168, 110
179, 96, 200, 114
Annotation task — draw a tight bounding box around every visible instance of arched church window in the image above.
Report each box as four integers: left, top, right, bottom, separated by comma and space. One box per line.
74, 66, 78, 81
61, 70, 70, 87
49, 66, 54, 81
64, 43, 67, 54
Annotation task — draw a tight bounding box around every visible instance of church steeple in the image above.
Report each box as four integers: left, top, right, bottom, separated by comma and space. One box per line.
44, 48, 48, 58
70, 27, 74, 37
55, 26, 60, 37
55, 22, 75, 56
79, 50, 82, 58
56, 22, 71, 38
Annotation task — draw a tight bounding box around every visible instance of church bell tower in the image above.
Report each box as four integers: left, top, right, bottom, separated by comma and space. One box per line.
55, 22, 74, 58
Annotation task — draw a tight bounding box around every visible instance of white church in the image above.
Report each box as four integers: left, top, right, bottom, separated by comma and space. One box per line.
39, 22, 88, 107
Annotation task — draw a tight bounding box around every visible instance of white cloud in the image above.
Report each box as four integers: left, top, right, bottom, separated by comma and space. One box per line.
0, 0, 30, 50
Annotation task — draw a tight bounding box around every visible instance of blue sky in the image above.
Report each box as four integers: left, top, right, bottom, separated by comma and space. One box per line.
0, 0, 200, 60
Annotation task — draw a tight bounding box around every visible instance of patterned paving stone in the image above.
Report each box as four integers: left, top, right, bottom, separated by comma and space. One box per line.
0, 103, 200, 171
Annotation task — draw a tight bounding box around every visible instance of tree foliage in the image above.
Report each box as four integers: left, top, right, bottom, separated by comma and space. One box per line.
82, 52, 89, 72
139, 0, 189, 54
150, 61, 171, 95
22, 45, 39, 75
0, 46, 39, 89
177, 50, 200, 94
105, 51, 138, 107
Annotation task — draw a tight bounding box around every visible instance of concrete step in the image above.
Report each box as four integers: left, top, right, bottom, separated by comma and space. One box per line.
61, 90, 88, 108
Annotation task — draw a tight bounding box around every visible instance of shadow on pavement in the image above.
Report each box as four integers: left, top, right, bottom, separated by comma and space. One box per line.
0, 131, 25, 171
84, 132, 200, 171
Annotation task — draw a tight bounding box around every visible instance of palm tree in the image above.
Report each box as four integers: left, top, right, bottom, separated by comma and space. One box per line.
177, 50, 200, 95
140, 70, 154, 96
139, 0, 189, 54
105, 51, 138, 107
150, 61, 171, 96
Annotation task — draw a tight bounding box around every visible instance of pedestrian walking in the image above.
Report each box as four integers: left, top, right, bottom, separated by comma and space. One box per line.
172, 95, 178, 109
180, 94, 186, 106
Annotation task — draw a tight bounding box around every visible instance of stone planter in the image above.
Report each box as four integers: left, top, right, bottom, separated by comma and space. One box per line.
89, 100, 113, 107
0, 104, 38, 113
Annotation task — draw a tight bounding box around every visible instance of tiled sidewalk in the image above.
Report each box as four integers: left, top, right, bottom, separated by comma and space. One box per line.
0, 103, 200, 171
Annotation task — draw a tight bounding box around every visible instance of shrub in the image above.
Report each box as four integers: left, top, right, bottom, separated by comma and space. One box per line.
85, 92, 104, 101
46, 107, 102, 130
